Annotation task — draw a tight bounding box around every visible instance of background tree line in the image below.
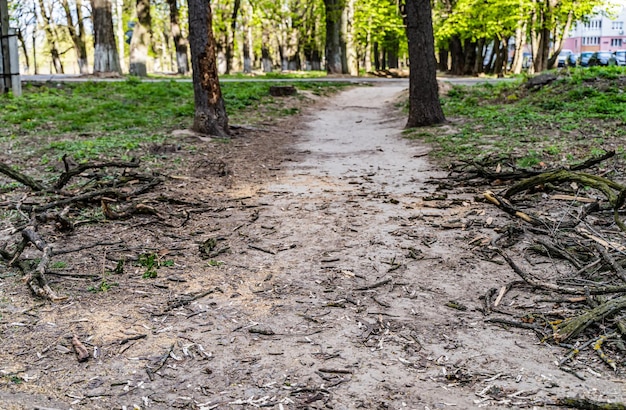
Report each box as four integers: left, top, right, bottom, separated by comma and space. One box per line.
7, 0, 607, 77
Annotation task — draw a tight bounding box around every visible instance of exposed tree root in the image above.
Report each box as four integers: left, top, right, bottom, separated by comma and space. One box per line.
0, 157, 163, 301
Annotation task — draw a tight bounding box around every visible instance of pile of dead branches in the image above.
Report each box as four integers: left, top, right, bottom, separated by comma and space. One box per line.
461, 151, 626, 376
0, 156, 162, 301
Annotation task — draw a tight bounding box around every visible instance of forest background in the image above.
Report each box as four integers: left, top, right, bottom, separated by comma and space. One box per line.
6, 0, 616, 80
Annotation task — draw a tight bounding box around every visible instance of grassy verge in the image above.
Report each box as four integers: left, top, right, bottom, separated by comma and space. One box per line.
405, 66, 626, 167
0, 78, 349, 163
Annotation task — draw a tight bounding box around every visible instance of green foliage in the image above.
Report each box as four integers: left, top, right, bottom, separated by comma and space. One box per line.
138, 252, 174, 279
50, 261, 68, 269
354, 0, 406, 56
410, 68, 626, 166
88, 278, 119, 293
0, 79, 348, 162
207, 259, 225, 267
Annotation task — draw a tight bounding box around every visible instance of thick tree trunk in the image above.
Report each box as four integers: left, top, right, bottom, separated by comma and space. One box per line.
188, 0, 229, 137
324, 0, 346, 74
449, 35, 464, 75
405, 0, 445, 127
167, 0, 188, 74
463, 39, 475, 75
92, 0, 121, 74
129, 0, 151, 76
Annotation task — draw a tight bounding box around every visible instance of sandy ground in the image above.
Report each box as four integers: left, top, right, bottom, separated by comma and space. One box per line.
1, 84, 625, 409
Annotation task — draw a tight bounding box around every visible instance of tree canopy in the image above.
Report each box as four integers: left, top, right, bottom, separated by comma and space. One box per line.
6, 0, 611, 76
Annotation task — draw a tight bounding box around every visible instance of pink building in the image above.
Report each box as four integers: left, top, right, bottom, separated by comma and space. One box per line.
563, 2, 626, 53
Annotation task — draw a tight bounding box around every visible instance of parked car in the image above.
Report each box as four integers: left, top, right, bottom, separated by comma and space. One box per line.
557, 50, 573, 67
567, 53, 579, 66
578, 51, 595, 67
588, 51, 617, 66
614, 50, 626, 66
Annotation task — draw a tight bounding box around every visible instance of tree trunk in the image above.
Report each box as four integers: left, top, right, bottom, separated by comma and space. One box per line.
62, 0, 89, 74
449, 35, 464, 75
224, 0, 240, 74
188, 0, 229, 138
463, 39, 475, 75
243, 25, 252, 73
493, 38, 507, 76
16, 28, 30, 73
324, 0, 346, 74
373, 41, 380, 70
405, 0, 445, 127
364, 29, 372, 72
344, 0, 357, 75
38, 0, 64, 74
486, 38, 499, 74
261, 29, 272, 72
129, 0, 151, 76
438, 48, 449, 72
167, 0, 188, 74
115, 0, 125, 72
510, 23, 526, 74
473, 38, 485, 75
92, 0, 121, 73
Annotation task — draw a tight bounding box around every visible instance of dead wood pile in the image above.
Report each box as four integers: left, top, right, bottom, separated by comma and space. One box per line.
0, 156, 163, 301
455, 151, 626, 377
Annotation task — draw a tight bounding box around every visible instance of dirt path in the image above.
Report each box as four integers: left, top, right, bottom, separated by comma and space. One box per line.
2, 85, 626, 409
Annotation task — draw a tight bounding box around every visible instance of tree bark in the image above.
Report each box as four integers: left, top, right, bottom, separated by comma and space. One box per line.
188, 0, 229, 138
167, 0, 188, 74
344, 0, 357, 75
61, 0, 89, 74
129, 0, 151, 76
261, 29, 272, 72
115, 0, 125, 72
324, 0, 346, 74
38, 0, 64, 74
405, 0, 445, 127
224, 0, 240, 74
92, 0, 121, 74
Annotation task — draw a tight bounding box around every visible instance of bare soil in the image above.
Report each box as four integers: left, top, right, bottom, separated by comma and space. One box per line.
1, 84, 625, 409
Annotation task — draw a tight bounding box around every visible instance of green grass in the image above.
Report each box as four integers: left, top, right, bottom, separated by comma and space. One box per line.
405, 66, 626, 166
0, 78, 349, 162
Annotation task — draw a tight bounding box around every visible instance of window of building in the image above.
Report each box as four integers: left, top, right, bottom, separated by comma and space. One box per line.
612, 38, 623, 47
612, 21, 624, 30
583, 36, 601, 45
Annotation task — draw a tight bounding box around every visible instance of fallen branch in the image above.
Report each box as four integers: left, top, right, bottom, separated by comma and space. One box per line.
54, 158, 139, 189
354, 277, 392, 291
498, 248, 626, 295
556, 397, 626, 410
553, 295, 626, 342
0, 161, 46, 191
